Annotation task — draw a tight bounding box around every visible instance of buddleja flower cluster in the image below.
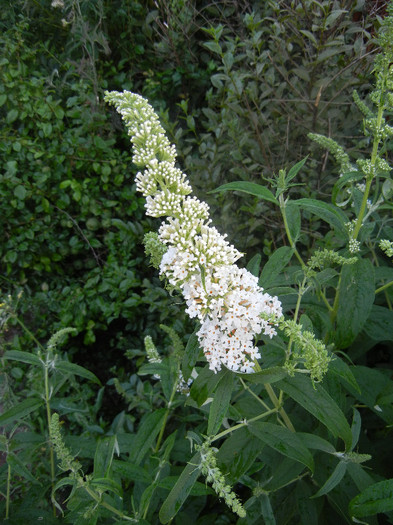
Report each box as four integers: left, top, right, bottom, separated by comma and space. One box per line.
105, 91, 282, 374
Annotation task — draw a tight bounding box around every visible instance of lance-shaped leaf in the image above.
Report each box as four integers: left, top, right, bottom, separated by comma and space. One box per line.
335, 258, 375, 349
349, 478, 393, 518
4, 350, 42, 367
249, 421, 314, 472
207, 369, 233, 436
276, 374, 352, 450
312, 461, 347, 498
0, 398, 43, 426
292, 198, 348, 236
55, 360, 101, 385
159, 452, 201, 524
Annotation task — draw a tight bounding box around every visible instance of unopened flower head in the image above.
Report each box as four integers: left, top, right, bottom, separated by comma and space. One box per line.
105, 90, 283, 373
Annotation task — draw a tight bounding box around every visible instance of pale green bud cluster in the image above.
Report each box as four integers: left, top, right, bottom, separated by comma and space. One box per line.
380, 239, 393, 258
278, 318, 331, 384
50, 413, 81, 477
196, 441, 246, 518
307, 249, 357, 271
308, 133, 352, 175
143, 232, 168, 270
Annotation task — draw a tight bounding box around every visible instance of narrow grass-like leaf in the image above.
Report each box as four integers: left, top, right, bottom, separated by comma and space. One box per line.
210, 181, 278, 204
159, 452, 201, 524
0, 398, 43, 426
312, 461, 347, 498
276, 374, 352, 450
55, 360, 101, 385
207, 369, 233, 435
349, 478, 393, 517
4, 350, 42, 367
249, 421, 314, 472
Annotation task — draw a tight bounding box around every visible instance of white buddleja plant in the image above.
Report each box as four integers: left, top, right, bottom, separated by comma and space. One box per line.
105, 91, 283, 374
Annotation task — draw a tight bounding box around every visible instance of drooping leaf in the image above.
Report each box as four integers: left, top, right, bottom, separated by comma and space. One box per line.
249, 421, 314, 472
207, 369, 233, 435
237, 366, 287, 385
159, 452, 201, 524
131, 408, 166, 465
312, 461, 347, 498
276, 374, 352, 450
182, 331, 200, 381
349, 478, 393, 518
4, 350, 42, 367
0, 398, 43, 426
293, 198, 348, 236
55, 360, 101, 385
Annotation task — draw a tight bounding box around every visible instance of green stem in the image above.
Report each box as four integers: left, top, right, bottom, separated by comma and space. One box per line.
154, 367, 180, 454
352, 101, 384, 241
239, 377, 272, 412
84, 485, 135, 521
375, 279, 393, 295
211, 406, 279, 444
279, 194, 305, 268
5, 461, 11, 520
44, 361, 56, 517
14, 316, 45, 352
253, 361, 295, 432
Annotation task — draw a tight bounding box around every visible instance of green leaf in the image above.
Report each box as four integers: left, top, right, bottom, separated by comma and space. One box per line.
0, 398, 43, 426
335, 258, 375, 349
203, 40, 222, 55
207, 370, 233, 436
247, 253, 261, 277
259, 246, 294, 288
349, 478, 393, 517
364, 305, 393, 342
276, 374, 352, 450
4, 350, 42, 367
293, 198, 348, 236
112, 460, 152, 484
7, 108, 19, 123
258, 492, 276, 525
182, 331, 200, 381
7, 452, 41, 484
237, 366, 287, 385
312, 461, 347, 498
286, 202, 301, 243
14, 184, 27, 200
93, 435, 117, 478
210, 181, 278, 204
159, 452, 201, 524
287, 156, 308, 182
248, 421, 314, 472
55, 360, 101, 385
90, 477, 122, 497
296, 432, 336, 454
189, 365, 222, 406
329, 355, 360, 393
131, 408, 166, 465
